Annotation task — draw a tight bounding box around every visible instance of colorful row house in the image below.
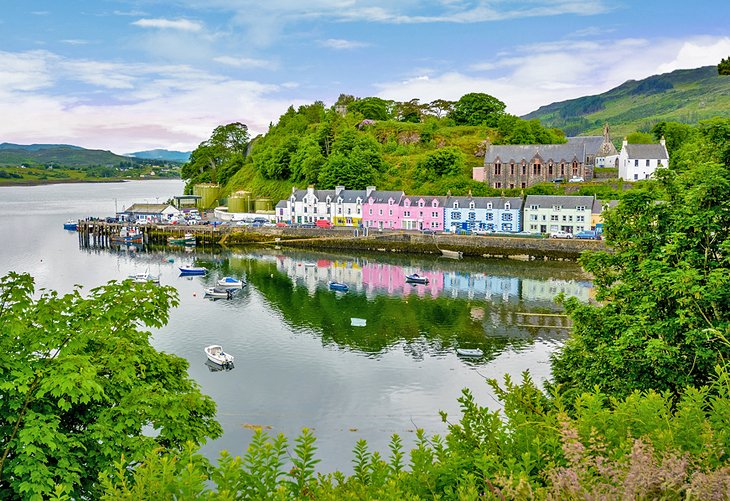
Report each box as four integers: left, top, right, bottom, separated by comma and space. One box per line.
281, 186, 375, 225
523, 195, 594, 234
443, 197, 523, 233
362, 190, 405, 230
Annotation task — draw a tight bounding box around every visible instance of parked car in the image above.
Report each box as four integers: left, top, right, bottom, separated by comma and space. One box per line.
575, 230, 600, 240
549, 230, 573, 239
473, 229, 493, 236
552, 177, 564, 184
275, 222, 288, 227
315, 219, 332, 229
568, 176, 585, 183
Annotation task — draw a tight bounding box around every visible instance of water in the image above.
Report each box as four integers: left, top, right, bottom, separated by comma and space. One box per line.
0, 180, 592, 472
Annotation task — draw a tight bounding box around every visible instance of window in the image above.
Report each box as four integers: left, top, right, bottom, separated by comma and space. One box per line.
418, 201, 424, 207
379, 209, 383, 215
502, 213, 512, 221
495, 182, 501, 188
388, 199, 393, 205
568, 215, 573, 222
634, 174, 638, 180
577, 215, 585, 222
469, 202, 475, 209
403, 211, 410, 217
504, 202, 510, 210
521, 182, 526, 188
553, 205, 562, 211
646, 159, 650, 166
635, 159, 639, 166
548, 165, 553, 175
529, 204, 539, 210
486, 203, 493, 209
522, 164, 526, 175
451, 212, 461, 220
530, 214, 538, 221
468, 212, 476, 220
510, 164, 515, 175
432, 211, 438, 218
530, 224, 537, 230
304, 207, 308, 213
502, 223, 512, 232
485, 213, 494, 221
495, 163, 501, 175
551, 215, 558, 221
576, 206, 586, 211
509, 184, 514, 189
453, 202, 459, 209
369, 208, 373, 215
337, 207, 341, 214
314, 207, 318, 213
562, 215, 567, 222
388, 210, 392, 216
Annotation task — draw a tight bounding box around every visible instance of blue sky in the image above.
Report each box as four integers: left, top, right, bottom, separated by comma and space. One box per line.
1, 1, 728, 153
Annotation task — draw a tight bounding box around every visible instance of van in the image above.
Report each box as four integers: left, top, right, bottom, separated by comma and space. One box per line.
315, 219, 332, 229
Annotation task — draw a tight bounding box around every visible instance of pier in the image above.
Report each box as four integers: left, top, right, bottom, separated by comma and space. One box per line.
76, 220, 228, 249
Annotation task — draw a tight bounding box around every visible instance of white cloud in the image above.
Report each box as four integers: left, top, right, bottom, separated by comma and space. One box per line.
132, 18, 204, 32
61, 39, 90, 45
374, 35, 730, 116
213, 55, 277, 69
320, 38, 369, 50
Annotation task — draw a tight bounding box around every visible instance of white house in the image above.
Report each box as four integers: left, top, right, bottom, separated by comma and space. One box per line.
523, 195, 594, 235
122, 203, 180, 223
288, 186, 335, 225
618, 137, 669, 181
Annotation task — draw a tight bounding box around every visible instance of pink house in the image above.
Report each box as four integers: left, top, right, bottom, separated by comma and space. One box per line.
400, 196, 445, 231
362, 190, 405, 230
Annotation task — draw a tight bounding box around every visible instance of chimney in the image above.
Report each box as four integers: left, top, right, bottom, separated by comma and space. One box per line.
366, 185, 376, 198
335, 185, 345, 197
291, 186, 297, 195
622, 137, 628, 148
307, 185, 315, 197
660, 135, 666, 146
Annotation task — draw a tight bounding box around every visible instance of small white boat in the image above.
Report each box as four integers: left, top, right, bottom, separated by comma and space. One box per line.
129, 271, 159, 284
456, 348, 484, 358
217, 276, 245, 288
405, 273, 429, 284
440, 249, 464, 259
205, 345, 234, 367
204, 287, 234, 299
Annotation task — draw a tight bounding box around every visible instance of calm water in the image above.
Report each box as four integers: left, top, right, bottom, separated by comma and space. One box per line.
0, 180, 592, 471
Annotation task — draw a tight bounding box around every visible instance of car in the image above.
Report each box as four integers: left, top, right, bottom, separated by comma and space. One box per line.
315, 220, 332, 229
473, 229, 493, 236
575, 230, 600, 240
568, 176, 585, 183
275, 222, 288, 227
549, 230, 573, 239
552, 177, 564, 184
421, 229, 437, 235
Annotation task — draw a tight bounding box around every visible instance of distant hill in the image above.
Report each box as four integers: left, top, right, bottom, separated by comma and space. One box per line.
523, 66, 730, 137
128, 149, 190, 162
0, 144, 134, 168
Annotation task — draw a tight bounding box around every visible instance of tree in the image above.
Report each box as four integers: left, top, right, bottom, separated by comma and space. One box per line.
651, 121, 693, 158
427, 99, 455, 119
347, 97, 390, 121
718, 56, 730, 75
393, 99, 425, 123
625, 131, 654, 144
416, 147, 465, 182
318, 132, 385, 189
551, 164, 730, 400
448, 93, 506, 127
0, 273, 221, 498
181, 122, 249, 188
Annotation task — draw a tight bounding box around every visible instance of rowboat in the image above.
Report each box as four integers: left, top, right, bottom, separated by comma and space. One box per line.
179, 266, 208, 275
440, 249, 463, 259
456, 348, 484, 358
328, 281, 349, 292
405, 273, 429, 284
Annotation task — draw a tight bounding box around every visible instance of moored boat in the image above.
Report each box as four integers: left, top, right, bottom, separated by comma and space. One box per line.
179, 266, 208, 275
456, 348, 484, 358
112, 227, 143, 243
168, 233, 196, 245
63, 220, 78, 231
405, 273, 429, 284
217, 276, 245, 288
205, 344, 234, 367
128, 271, 159, 284
204, 287, 234, 299
328, 281, 349, 292
440, 249, 463, 259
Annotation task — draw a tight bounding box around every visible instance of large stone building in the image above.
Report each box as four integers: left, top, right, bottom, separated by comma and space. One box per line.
473, 126, 619, 188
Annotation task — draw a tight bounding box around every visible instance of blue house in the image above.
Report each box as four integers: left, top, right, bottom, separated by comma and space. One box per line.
443, 196, 523, 233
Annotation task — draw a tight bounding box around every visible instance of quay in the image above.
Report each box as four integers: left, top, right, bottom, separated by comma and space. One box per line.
76, 220, 606, 259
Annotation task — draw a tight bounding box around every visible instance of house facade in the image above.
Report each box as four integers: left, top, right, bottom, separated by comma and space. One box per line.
362, 190, 405, 230
400, 196, 445, 231
288, 186, 335, 224
443, 197, 523, 233
332, 187, 373, 226
523, 195, 594, 235
122, 203, 180, 223
275, 200, 289, 223
618, 138, 669, 181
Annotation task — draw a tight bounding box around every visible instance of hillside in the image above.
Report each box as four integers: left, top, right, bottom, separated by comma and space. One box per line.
523, 66, 730, 137
0, 144, 134, 168
128, 149, 190, 162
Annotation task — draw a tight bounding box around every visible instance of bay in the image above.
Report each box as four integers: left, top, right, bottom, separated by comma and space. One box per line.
0, 179, 592, 472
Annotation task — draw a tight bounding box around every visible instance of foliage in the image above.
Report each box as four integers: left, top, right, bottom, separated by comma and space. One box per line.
551, 163, 730, 400
652, 120, 693, 157
719, 56, 730, 75
625, 131, 654, 143
0, 273, 221, 499
448, 93, 506, 127
347, 97, 390, 121
415, 147, 465, 182
181, 122, 250, 189
494, 115, 566, 145
318, 131, 385, 189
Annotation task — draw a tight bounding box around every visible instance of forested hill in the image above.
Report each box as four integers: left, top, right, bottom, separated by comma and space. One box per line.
0, 143, 136, 168
522, 66, 730, 138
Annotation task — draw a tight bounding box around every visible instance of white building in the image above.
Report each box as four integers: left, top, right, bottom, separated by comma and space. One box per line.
288, 186, 334, 225
618, 138, 669, 181
523, 195, 594, 235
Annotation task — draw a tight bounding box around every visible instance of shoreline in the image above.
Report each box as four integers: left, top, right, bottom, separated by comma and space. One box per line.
0, 177, 180, 187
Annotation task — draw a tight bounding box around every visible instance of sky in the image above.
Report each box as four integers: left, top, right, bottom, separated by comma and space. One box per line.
1, 1, 729, 154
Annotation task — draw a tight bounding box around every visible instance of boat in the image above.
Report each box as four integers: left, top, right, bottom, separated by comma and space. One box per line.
405, 273, 429, 285
203, 287, 234, 299
128, 271, 159, 284
63, 220, 77, 231
168, 233, 196, 245
112, 227, 143, 244
179, 266, 208, 275
440, 249, 464, 259
328, 281, 349, 292
204, 344, 234, 367
217, 276, 245, 289
456, 348, 484, 358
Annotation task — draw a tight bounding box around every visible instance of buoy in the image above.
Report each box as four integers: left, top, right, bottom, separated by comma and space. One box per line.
193, 293, 196, 297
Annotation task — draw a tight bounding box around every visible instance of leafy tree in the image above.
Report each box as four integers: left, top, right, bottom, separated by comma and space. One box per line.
318, 131, 384, 189
718, 56, 730, 75
448, 92, 506, 127
290, 136, 326, 183
0, 273, 221, 499
181, 122, 249, 188
427, 99, 454, 119
651, 121, 693, 157
348, 97, 390, 121
625, 131, 654, 144
551, 164, 730, 400
416, 147, 465, 182
393, 99, 425, 123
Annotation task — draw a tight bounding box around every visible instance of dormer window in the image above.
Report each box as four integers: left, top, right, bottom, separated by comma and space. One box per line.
453, 202, 459, 209
432, 200, 438, 207
469, 202, 475, 209
388, 199, 393, 206
418, 201, 424, 207
486, 203, 492, 209
504, 202, 510, 210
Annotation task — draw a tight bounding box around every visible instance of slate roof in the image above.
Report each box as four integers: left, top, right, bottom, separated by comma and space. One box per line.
367, 190, 405, 203
592, 199, 619, 214
624, 143, 669, 159
275, 200, 288, 209
525, 195, 594, 209
567, 136, 604, 156
485, 142, 588, 164
291, 189, 336, 202
444, 196, 523, 210
403, 195, 447, 206
335, 189, 367, 203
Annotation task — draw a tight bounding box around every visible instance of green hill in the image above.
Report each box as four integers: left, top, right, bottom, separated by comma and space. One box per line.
0, 143, 135, 168
522, 66, 730, 138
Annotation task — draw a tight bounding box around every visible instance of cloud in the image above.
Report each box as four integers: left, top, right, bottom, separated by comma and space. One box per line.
374, 35, 730, 116
319, 38, 370, 50
132, 18, 204, 32
61, 39, 90, 46
213, 55, 277, 69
